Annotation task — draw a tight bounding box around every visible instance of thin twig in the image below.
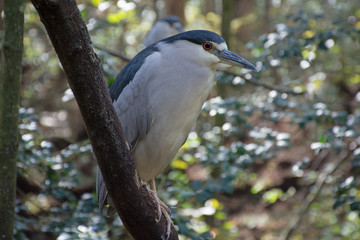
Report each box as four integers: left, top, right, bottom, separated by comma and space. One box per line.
93, 43, 131, 62
223, 69, 305, 95
281, 148, 352, 240
93, 43, 304, 95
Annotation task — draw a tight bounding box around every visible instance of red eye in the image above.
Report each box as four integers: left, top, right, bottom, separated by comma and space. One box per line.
202, 42, 212, 50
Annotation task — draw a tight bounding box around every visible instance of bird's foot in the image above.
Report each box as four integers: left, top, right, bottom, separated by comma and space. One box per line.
134, 170, 147, 188
149, 189, 172, 240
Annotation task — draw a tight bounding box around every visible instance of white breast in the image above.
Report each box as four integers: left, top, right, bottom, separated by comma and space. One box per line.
134, 41, 215, 181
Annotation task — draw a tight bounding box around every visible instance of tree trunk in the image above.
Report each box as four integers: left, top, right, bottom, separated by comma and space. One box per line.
217, 0, 234, 101
0, 0, 5, 69
221, 0, 233, 48
0, 0, 24, 239
202, 0, 216, 15
263, 0, 271, 33
165, 0, 186, 25
0, 0, 4, 30
233, 0, 256, 43
30, 0, 178, 239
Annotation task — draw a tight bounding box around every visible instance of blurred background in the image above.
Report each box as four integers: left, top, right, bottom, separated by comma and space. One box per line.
3, 0, 360, 239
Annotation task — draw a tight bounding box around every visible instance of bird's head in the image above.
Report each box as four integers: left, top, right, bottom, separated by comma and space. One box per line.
144, 16, 184, 47
161, 30, 257, 72
161, 16, 184, 34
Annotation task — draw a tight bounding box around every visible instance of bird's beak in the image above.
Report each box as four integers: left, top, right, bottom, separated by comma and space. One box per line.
216, 49, 258, 72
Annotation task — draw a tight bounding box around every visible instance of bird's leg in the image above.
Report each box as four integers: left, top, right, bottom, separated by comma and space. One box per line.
149, 179, 171, 216
148, 179, 162, 221
131, 146, 148, 189
148, 178, 172, 240
134, 169, 147, 189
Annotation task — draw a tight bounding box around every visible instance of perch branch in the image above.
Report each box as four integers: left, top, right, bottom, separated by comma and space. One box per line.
30, 0, 178, 239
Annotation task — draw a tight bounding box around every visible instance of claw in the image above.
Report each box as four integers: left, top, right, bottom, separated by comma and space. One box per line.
163, 206, 172, 240
148, 178, 173, 240
149, 188, 163, 222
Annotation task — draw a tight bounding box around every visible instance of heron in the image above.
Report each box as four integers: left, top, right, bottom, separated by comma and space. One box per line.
144, 15, 184, 47
96, 30, 257, 238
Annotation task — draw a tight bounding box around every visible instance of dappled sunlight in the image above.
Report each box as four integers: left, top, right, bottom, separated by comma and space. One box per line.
6, 0, 360, 239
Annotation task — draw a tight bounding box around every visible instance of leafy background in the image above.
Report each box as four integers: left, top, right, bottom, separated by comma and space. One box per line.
7, 0, 360, 239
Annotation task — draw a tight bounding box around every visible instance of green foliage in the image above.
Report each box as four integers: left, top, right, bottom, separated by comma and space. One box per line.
15, 1, 360, 240
15, 109, 116, 239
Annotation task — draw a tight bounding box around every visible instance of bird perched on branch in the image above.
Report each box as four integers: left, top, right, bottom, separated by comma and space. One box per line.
96, 30, 257, 238
144, 15, 184, 47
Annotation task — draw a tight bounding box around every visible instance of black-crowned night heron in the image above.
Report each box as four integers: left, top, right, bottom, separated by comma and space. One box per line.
96, 30, 257, 237
144, 15, 184, 47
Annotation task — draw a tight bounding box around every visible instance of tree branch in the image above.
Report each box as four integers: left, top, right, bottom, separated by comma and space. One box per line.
93, 43, 303, 96
223, 70, 305, 95
93, 43, 131, 62
30, 0, 177, 239
281, 148, 351, 240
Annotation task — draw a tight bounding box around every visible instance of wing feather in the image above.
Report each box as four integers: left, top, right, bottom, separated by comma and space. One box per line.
96, 53, 155, 214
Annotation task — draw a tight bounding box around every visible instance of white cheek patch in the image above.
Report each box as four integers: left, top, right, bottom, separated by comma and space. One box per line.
213, 42, 228, 51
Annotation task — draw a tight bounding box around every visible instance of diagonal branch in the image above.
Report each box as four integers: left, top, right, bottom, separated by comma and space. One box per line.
223, 70, 304, 95
30, 0, 178, 239
93, 42, 303, 95
93, 43, 131, 62
281, 149, 351, 240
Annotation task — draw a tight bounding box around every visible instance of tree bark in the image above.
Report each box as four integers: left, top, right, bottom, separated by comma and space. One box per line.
0, 0, 4, 65
30, 0, 178, 239
165, 0, 186, 25
0, 0, 24, 239
221, 0, 233, 48
233, 0, 256, 43
216, 0, 234, 101
263, 0, 271, 33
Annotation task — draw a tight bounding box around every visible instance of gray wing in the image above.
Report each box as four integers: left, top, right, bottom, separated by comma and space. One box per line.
96, 167, 117, 216
112, 79, 153, 147
96, 166, 108, 213
96, 69, 153, 215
